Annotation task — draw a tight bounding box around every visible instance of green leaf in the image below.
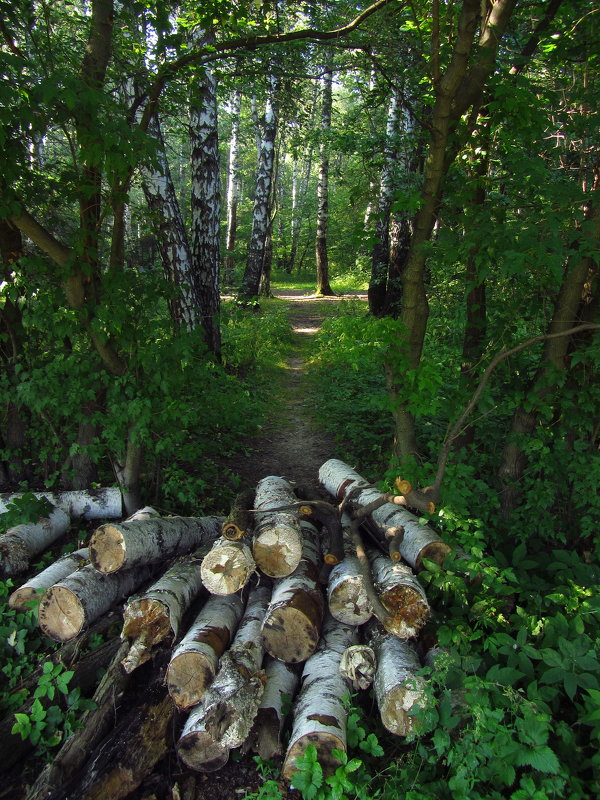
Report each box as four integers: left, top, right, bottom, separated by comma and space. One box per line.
514, 746, 560, 774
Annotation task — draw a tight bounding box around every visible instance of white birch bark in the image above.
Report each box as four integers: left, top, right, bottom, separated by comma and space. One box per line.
281, 614, 358, 781
369, 549, 430, 639
261, 520, 324, 663
315, 59, 334, 295
319, 459, 450, 569
0, 488, 122, 519
0, 506, 70, 577
224, 88, 242, 282
167, 592, 245, 710
200, 537, 255, 595
9, 547, 89, 611
252, 476, 303, 577
89, 515, 222, 573
248, 657, 300, 759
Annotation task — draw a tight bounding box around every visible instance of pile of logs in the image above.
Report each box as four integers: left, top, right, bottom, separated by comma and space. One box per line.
0, 460, 454, 799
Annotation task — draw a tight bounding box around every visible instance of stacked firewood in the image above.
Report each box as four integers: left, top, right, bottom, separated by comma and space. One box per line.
0, 460, 453, 800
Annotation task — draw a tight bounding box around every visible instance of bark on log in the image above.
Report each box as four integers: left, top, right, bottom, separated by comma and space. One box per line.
0, 488, 123, 519
339, 645, 377, 690
222, 488, 255, 541
261, 521, 324, 663
369, 625, 426, 736
120, 555, 205, 673
0, 506, 70, 577
369, 550, 430, 639
200, 537, 255, 595
89, 515, 222, 573
247, 657, 300, 760
252, 476, 303, 577
319, 459, 450, 569
9, 547, 89, 611
281, 613, 358, 781
327, 548, 373, 626
38, 563, 155, 642
177, 711, 230, 773
167, 593, 245, 710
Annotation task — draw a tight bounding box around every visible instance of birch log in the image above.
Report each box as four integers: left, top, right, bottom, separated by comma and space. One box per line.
281, 614, 358, 781
38, 563, 155, 642
339, 645, 377, 690
369, 625, 426, 736
200, 537, 255, 595
89, 515, 222, 573
0, 488, 122, 519
261, 521, 324, 663
252, 476, 303, 577
0, 506, 70, 577
319, 459, 450, 569
327, 553, 373, 626
120, 555, 205, 673
248, 657, 300, 759
9, 547, 89, 611
167, 593, 245, 710
222, 488, 255, 541
369, 550, 430, 639
176, 711, 230, 773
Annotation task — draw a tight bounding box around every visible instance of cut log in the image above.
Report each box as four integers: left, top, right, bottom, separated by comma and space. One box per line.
8, 547, 89, 611
319, 459, 450, 569
120, 554, 205, 673
252, 476, 303, 577
222, 488, 255, 541
261, 520, 324, 663
177, 710, 230, 773
327, 553, 373, 626
369, 624, 427, 736
38, 562, 155, 642
0, 488, 123, 519
247, 657, 300, 760
200, 537, 255, 595
167, 593, 245, 710
369, 549, 430, 639
89, 515, 222, 573
0, 506, 70, 577
339, 645, 377, 690
281, 613, 358, 781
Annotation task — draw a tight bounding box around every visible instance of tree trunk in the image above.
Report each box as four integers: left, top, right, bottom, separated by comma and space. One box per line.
0, 506, 70, 577
261, 520, 324, 663
9, 547, 89, 611
0, 488, 122, 518
120, 554, 206, 673
252, 476, 303, 577
315, 58, 335, 296
281, 613, 358, 781
368, 549, 430, 639
89, 515, 222, 573
224, 88, 242, 284
247, 657, 300, 760
200, 537, 256, 595
167, 592, 245, 710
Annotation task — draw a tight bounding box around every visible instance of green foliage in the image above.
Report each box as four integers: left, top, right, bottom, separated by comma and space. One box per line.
0, 493, 53, 534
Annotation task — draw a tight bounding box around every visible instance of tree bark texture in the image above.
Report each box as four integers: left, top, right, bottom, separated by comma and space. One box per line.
9, 547, 89, 611
167, 592, 245, 710
224, 88, 242, 283
281, 613, 358, 781
315, 59, 334, 296
0, 506, 70, 577
200, 537, 256, 595
247, 657, 300, 760
252, 476, 303, 577
261, 520, 324, 663
369, 549, 430, 639
0, 488, 122, 519
89, 515, 222, 573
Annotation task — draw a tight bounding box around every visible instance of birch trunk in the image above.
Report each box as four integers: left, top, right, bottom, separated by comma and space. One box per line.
167, 592, 245, 710
252, 476, 303, 577
369, 625, 426, 736
261, 520, 324, 663
0, 506, 70, 577
319, 459, 450, 569
248, 657, 300, 759
9, 547, 89, 611
200, 537, 255, 595
0, 488, 122, 519
315, 59, 334, 296
120, 554, 206, 673
224, 88, 242, 283
38, 563, 155, 642
369, 549, 430, 639
282, 614, 358, 781
89, 515, 222, 573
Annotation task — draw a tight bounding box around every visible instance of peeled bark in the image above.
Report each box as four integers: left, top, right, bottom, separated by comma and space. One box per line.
248, 657, 300, 760
38, 562, 155, 642
261, 521, 324, 663
89, 515, 222, 573
0, 488, 122, 519
120, 555, 205, 673
167, 592, 245, 710
319, 459, 450, 569
252, 476, 303, 577
282, 614, 358, 781
9, 547, 89, 611
369, 550, 430, 639
339, 645, 377, 691
0, 506, 70, 577
369, 625, 426, 736
200, 537, 255, 595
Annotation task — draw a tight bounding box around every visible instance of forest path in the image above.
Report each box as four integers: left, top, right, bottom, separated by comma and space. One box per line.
232, 289, 366, 493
